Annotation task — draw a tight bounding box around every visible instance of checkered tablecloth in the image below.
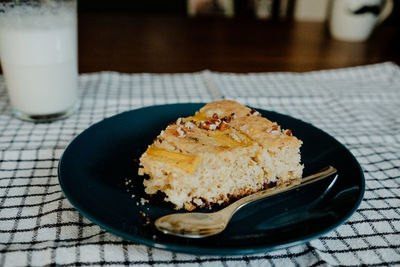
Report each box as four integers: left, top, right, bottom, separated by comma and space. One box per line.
1, 62, 399, 266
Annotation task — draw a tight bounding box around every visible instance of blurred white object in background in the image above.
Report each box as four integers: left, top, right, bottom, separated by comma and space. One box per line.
254, 0, 274, 19
329, 0, 393, 42
294, 0, 330, 21
0, 0, 78, 122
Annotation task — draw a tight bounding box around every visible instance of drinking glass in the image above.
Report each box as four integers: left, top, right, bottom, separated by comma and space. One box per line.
0, 0, 78, 122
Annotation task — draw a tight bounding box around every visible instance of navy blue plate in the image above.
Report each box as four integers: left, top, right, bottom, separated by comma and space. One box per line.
58, 103, 365, 255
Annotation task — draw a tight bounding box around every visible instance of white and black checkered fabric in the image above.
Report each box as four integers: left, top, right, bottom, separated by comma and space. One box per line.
1, 63, 399, 266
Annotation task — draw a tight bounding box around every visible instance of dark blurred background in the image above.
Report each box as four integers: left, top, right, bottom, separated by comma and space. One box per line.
6, 0, 400, 73
77, 0, 399, 21
74, 0, 400, 73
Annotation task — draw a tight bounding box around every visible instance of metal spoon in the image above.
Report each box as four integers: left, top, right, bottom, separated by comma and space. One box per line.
154, 166, 337, 238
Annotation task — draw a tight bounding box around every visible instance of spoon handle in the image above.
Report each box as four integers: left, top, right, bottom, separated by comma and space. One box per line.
219, 166, 337, 219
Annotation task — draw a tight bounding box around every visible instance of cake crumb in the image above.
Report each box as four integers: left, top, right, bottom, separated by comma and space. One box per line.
140, 198, 149, 205
138, 168, 145, 176
193, 198, 203, 206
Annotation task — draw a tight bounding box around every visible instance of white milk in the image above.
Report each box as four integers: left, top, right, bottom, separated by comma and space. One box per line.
0, 3, 77, 117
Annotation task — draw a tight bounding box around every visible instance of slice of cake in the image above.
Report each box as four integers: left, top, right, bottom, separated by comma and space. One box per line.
138, 100, 303, 211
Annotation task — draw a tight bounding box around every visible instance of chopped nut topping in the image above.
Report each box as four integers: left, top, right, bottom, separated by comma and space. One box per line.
221, 116, 231, 123
184, 121, 196, 129
176, 118, 183, 125
210, 117, 220, 124
153, 137, 163, 143
284, 129, 292, 136
250, 109, 261, 116
219, 121, 230, 131
221, 113, 235, 123
175, 127, 187, 137
200, 118, 221, 130
199, 121, 209, 130
266, 124, 280, 133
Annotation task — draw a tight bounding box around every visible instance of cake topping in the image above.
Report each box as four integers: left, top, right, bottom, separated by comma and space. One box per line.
266, 124, 280, 133
175, 127, 187, 137
221, 113, 235, 123
200, 118, 221, 130
198, 113, 234, 131
250, 109, 261, 117
154, 137, 163, 143
284, 129, 292, 136
219, 121, 230, 131
184, 121, 196, 129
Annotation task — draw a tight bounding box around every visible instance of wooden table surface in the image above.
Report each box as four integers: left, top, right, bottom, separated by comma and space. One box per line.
78, 13, 400, 73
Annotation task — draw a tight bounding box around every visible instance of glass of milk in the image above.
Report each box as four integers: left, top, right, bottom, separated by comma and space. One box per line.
0, 0, 78, 122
